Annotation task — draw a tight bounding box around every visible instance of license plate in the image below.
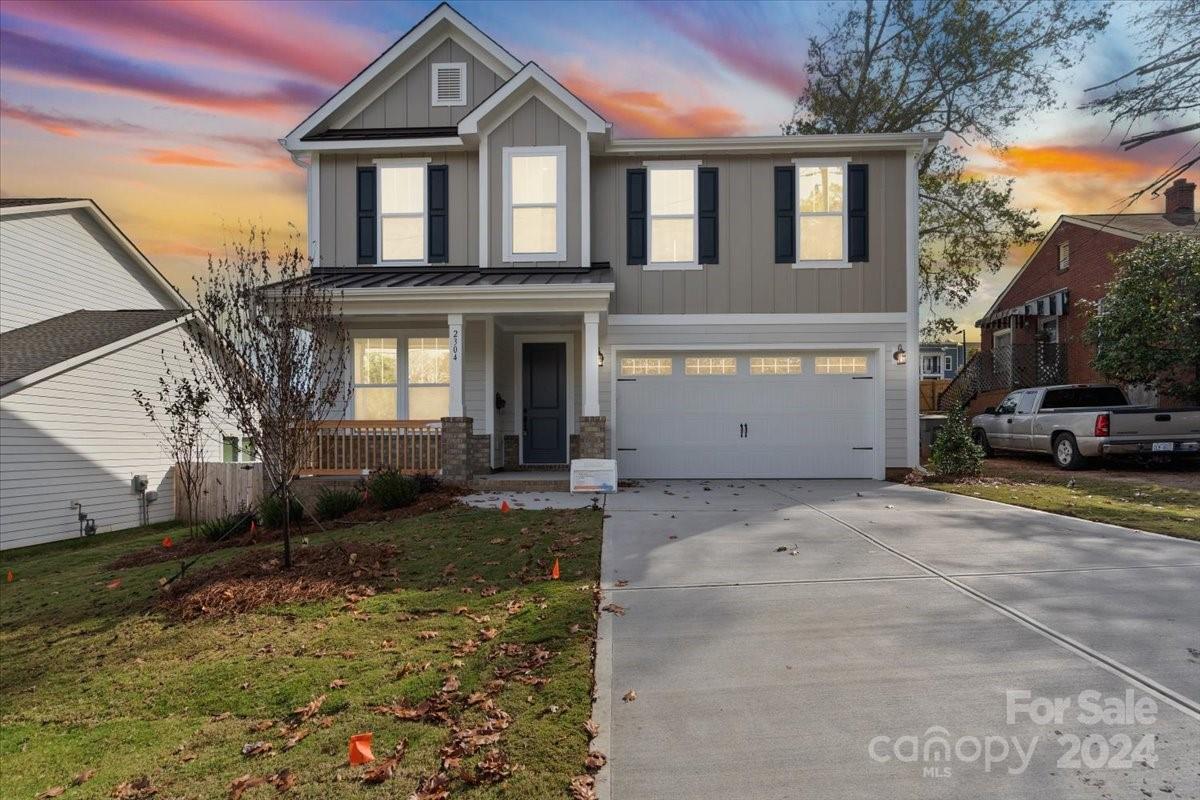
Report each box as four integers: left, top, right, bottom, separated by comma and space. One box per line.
1151, 442, 1174, 452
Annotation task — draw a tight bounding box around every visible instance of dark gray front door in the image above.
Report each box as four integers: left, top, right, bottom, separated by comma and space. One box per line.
522, 342, 567, 464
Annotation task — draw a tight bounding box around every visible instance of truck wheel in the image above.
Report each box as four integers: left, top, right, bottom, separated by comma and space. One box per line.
1052, 433, 1087, 470
972, 428, 993, 457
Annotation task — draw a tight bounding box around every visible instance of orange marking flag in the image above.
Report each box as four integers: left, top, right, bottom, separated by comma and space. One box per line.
349, 732, 375, 765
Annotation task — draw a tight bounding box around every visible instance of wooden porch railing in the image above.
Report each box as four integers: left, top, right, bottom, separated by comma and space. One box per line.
299, 420, 441, 476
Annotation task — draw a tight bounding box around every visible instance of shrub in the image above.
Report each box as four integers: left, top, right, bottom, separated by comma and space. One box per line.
414, 473, 442, 494
928, 402, 984, 479
368, 468, 420, 509
259, 493, 304, 529
314, 486, 362, 520
197, 510, 254, 542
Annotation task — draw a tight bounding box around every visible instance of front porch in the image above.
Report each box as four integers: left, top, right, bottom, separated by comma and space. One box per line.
301, 266, 614, 482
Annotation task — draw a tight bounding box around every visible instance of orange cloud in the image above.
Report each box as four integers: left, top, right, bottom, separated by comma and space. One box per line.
140, 148, 236, 168
0, 100, 145, 138
562, 71, 747, 138
992, 145, 1150, 178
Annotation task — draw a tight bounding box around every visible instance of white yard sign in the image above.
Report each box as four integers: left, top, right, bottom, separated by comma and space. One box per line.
570, 459, 618, 494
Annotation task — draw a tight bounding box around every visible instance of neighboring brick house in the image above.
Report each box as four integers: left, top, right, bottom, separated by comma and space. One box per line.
946, 177, 1198, 415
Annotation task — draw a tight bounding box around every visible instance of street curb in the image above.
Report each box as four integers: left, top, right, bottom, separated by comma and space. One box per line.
590, 513, 616, 800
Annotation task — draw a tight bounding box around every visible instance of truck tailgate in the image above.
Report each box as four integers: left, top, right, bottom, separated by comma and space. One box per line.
1107, 408, 1200, 440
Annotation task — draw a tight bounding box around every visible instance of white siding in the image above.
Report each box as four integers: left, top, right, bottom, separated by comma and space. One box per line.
0, 327, 226, 549
0, 208, 178, 332
604, 319, 910, 469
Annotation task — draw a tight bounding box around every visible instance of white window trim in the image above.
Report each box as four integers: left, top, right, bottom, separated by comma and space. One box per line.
643, 159, 702, 271
502, 146, 567, 263
792, 157, 851, 270
1057, 241, 1070, 271
943, 354, 953, 372
350, 329, 450, 420
431, 62, 467, 107
921, 354, 942, 378
373, 157, 431, 266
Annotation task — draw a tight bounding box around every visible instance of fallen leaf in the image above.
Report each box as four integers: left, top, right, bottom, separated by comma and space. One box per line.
601, 603, 626, 616
110, 777, 157, 799
292, 694, 326, 721
361, 740, 407, 784
248, 720, 273, 733
106, 578, 123, 590
585, 750, 607, 771
417, 630, 440, 640
478, 627, 498, 640
442, 674, 461, 693
283, 728, 310, 749
37, 787, 64, 799
622, 690, 637, 702
241, 741, 273, 757
329, 679, 348, 689
228, 774, 266, 800
583, 719, 600, 737
614, 579, 629, 587
481, 587, 499, 597
569, 774, 598, 800
71, 769, 97, 786
270, 769, 296, 792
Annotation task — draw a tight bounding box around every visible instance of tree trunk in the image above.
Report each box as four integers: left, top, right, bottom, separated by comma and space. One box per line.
282, 483, 293, 569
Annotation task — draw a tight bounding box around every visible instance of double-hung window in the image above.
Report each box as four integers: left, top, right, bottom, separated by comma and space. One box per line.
352, 336, 451, 420
794, 159, 848, 266
377, 158, 428, 264
504, 146, 566, 262
647, 161, 699, 269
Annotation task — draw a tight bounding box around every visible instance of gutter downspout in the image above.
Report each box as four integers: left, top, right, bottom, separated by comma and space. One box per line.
282, 140, 318, 265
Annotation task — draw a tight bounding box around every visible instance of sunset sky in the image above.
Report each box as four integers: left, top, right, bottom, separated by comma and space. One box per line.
1, 0, 1193, 338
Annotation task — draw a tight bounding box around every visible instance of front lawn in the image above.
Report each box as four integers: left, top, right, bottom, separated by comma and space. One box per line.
925, 469, 1200, 541
0, 504, 603, 799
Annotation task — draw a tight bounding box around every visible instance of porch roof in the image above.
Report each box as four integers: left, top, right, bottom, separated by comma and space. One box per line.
302, 264, 613, 290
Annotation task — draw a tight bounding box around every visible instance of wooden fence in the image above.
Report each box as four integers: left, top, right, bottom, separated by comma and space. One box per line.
298, 420, 441, 476
175, 461, 263, 523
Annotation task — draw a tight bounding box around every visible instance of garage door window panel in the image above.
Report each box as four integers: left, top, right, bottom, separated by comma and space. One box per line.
751, 356, 803, 375
621, 357, 673, 376
685, 357, 737, 375
814, 355, 867, 375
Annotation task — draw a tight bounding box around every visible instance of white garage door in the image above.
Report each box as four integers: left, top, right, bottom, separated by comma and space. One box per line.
614, 351, 879, 479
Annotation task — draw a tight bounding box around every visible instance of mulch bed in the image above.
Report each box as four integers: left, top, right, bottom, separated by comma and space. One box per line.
157, 540, 398, 620
109, 488, 467, 571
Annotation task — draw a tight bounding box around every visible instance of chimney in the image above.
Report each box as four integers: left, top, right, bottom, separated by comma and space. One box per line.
1165, 177, 1195, 215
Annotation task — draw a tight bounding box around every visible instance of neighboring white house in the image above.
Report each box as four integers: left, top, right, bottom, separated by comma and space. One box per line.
0, 198, 220, 549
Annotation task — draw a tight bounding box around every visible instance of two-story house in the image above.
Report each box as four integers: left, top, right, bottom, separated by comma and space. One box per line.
946, 176, 1198, 415
0, 198, 213, 548
280, 3, 937, 482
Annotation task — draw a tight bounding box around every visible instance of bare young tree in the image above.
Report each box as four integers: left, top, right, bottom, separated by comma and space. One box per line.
133, 353, 212, 537
185, 227, 348, 568
1082, 0, 1200, 203
785, 0, 1111, 337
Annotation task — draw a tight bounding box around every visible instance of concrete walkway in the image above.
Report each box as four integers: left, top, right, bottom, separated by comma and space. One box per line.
472, 481, 1200, 799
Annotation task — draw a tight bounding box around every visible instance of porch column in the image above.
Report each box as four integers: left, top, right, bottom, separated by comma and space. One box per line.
582, 312, 600, 417
448, 313, 464, 417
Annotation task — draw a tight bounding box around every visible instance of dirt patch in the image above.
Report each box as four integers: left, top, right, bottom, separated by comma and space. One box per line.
109, 527, 278, 570
985, 454, 1200, 490
157, 541, 397, 620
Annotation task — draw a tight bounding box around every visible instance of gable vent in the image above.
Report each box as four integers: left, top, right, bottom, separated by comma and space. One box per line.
432, 63, 467, 107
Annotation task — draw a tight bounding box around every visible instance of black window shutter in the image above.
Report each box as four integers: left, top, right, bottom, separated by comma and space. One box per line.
626, 168, 647, 265
427, 164, 448, 263
356, 167, 376, 265
698, 167, 718, 264
847, 163, 868, 262
774, 166, 795, 263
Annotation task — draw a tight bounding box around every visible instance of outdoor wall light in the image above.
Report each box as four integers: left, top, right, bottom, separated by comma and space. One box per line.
597, 350, 605, 368
893, 344, 907, 365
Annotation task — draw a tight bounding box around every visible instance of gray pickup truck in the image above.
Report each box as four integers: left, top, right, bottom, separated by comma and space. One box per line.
970, 384, 1200, 469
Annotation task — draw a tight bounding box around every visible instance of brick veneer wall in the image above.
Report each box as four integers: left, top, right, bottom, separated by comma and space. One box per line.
980, 221, 1137, 388
578, 416, 608, 459
439, 417, 474, 484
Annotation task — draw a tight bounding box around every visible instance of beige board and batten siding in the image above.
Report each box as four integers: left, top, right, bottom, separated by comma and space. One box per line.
0, 209, 180, 333
318, 151, 479, 268
336, 38, 505, 129
488, 96, 582, 269
603, 320, 909, 468
0, 326, 226, 549
591, 150, 908, 315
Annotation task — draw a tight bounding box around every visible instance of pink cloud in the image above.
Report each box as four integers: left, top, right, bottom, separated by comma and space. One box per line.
644, 3, 806, 97
140, 148, 237, 168
562, 71, 748, 137
1, 0, 376, 86
0, 100, 146, 138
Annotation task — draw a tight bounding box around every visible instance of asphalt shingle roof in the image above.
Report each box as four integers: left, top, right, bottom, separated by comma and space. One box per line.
0, 310, 188, 386
0, 197, 85, 208
1065, 212, 1199, 238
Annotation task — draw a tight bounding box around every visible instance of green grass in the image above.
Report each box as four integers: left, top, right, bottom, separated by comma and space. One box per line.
0, 506, 603, 799
926, 470, 1200, 540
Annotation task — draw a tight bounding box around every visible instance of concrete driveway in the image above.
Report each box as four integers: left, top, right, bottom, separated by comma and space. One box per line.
593, 480, 1200, 800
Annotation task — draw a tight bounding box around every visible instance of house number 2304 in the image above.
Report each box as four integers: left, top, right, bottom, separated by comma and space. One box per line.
450, 329, 460, 361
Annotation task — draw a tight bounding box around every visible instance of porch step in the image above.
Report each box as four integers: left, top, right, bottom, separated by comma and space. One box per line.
471, 470, 571, 492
